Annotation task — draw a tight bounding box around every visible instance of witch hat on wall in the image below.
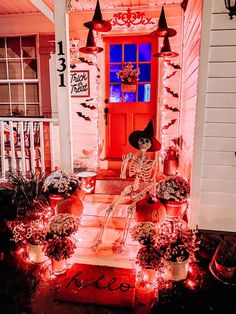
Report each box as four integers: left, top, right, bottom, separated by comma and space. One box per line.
84, 0, 112, 32
153, 6, 177, 37
153, 35, 179, 58
79, 29, 104, 55
129, 119, 161, 152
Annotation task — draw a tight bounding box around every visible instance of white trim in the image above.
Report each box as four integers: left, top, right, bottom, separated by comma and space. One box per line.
30, 0, 54, 23
190, 0, 213, 229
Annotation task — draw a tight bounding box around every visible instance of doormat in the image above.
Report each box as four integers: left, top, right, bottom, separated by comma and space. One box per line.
54, 263, 136, 308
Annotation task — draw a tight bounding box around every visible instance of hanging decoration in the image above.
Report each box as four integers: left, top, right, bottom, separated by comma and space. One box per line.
79, 29, 103, 55
152, 6, 177, 37
165, 87, 179, 98
164, 70, 177, 80
154, 36, 179, 58
162, 119, 177, 131
109, 8, 155, 28
163, 104, 180, 112
84, 0, 112, 32
79, 103, 96, 110
77, 112, 91, 121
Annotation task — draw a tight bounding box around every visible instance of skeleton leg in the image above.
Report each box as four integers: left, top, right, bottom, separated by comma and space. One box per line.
113, 182, 157, 255
91, 186, 133, 252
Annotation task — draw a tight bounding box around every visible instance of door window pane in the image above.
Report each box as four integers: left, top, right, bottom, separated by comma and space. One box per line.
110, 84, 122, 102
138, 84, 151, 102
139, 43, 151, 62
0, 104, 10, 116
7, 37, 21, 58
124, 44, 136, 62
12, 105, 25, 116
124, 92, 136, 102
139, 64, 151, 82
26, 104, 40, 116
8, 60, 22, 79
110, 64, 122, 82
110, 44, 122, 62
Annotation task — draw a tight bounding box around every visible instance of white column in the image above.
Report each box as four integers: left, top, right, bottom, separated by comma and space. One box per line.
54, 0, 73, 171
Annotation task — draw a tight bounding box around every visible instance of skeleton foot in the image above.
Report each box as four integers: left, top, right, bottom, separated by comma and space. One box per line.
112, 240, 126, 255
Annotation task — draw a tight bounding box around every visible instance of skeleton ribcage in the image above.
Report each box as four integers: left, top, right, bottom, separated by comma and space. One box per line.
129, 156, 154, 183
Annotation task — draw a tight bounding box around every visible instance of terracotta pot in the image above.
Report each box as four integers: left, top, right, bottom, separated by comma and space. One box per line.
121, 83, 137, 92
51, 259, 67, 275
49, 194, 65, 215
27, 244, 46, 263
164, 257, 189, 281
163, 200, 188, 221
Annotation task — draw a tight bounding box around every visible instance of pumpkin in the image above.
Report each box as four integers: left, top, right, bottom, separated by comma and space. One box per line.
135, 193, 166, 224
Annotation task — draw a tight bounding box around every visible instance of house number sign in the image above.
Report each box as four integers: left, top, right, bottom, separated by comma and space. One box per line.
57, 41, 66, 87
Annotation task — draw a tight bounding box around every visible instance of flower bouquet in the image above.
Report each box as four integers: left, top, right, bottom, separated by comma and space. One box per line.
131, 222, 157, 246
116, 62, 140, 92
156, 175, 190, 220
43, 170, 80, 196
47, 213, 79, 238
12, 219, 47, 263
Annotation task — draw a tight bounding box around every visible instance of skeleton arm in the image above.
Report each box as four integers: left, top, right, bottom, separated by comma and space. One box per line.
120, 153, 133, 178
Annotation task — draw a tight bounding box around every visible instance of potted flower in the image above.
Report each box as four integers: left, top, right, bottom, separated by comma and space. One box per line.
136, 245, 164, 284
47, 213, 79, 238
157, 221, 199, 281
42, 170, 80, 214
131, 222, 158, 246
12, 219, 47, 263
45, 237, 76, 275
9, 172, 49, 220
116, 62, 140, 92
156, 175, 190, 220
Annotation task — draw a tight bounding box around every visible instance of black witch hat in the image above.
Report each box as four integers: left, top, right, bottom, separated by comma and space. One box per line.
153, 6, 177, 37
129, 119, 161, 152
153, 36, 179, 58
79, 29, 103, 55
84, 0, 112, 32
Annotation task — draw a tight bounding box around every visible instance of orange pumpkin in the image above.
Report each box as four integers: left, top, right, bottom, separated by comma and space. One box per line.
57, 189, 85, 218
135, 193, 166, 224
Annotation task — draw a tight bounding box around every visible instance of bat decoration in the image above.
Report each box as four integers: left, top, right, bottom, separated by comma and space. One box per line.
86, 98, 93, 102
77, 112, 91, 121
165, 60, 181, 69
79, 57, 100, 72
163, 104, 180, 112
162, 119, 177, 131
165, 87, 179, 98
79, 103, 96, 110
164, 71, 177, 80
70, 64, 76, 69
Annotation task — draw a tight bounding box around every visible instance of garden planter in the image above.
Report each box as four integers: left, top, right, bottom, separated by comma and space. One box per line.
121, 83, 137, 93
49, 194, 65, 215
51, 259, 67, 275
27, 244, 46, 264
163, 200, 188, 221
163, 257, 189, 281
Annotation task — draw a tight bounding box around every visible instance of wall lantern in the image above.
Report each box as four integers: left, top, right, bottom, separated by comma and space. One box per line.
224, 0, 236, 19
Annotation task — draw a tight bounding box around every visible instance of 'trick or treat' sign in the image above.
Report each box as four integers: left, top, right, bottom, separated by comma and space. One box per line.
70, 70, 90, 97
54, 263, 136, 308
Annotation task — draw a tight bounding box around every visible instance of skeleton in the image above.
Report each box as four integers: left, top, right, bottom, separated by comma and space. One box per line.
92, 137, 158, 254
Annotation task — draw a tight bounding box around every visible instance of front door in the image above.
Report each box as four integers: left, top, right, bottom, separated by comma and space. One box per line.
104, 35, 158, 159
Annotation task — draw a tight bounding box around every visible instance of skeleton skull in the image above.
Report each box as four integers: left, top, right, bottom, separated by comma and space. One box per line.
138, 137, 152, 152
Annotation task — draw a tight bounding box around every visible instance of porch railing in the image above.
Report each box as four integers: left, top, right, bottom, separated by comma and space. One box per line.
0, 117, 58, 177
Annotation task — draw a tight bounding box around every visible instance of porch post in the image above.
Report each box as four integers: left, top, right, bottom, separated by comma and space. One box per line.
54, 0, 73, 171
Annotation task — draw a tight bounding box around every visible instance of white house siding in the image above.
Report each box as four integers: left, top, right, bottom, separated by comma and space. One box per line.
191, 0, 236, 232
179, 0, 203, 180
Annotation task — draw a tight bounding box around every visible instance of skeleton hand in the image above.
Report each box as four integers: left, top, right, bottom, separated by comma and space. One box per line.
120, 154, 133, 178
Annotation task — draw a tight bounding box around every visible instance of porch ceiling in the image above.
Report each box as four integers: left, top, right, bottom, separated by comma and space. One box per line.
0, 0, 182, 15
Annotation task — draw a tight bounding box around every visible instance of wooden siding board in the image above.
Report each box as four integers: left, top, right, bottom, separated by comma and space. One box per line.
205, 108, 236, 123
204, 123, 236, 137
206, 94, 236, 108
210, 30, 236, 46
209, 46, 236, 62
203, 137, 236, 152
208, 63, 236, 78
207, 78, 236, 93
201, 165, 236, 180
202, 151, 236, 166
201, 178, 236, 193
